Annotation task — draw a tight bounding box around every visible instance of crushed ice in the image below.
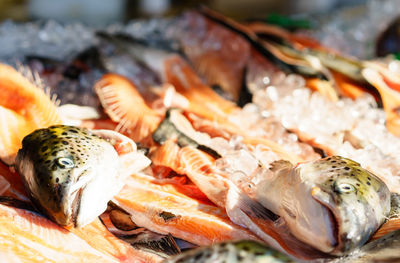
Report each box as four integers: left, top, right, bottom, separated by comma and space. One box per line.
248, 67, 400, 193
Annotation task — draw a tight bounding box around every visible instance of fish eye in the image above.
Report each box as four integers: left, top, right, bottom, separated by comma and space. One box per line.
56, 157, 74, 169
335, 183, 356, 194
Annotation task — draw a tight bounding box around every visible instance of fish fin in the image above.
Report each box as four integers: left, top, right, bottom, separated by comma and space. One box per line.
0, 106, 32, 164
0, 64, 62, 164
225, 186, 284, 252
11, 63, 61, 125
226, 186, 324, 259
16, 62, 60, 105
179, 146, 228, 207
269, 160, 294, 173
94, 74, 161, 142
124, 231, 181, 257
233, 187, 279, 221
370, 218, 400, 241
151, 139, 181, 171
0, 196, 36, 213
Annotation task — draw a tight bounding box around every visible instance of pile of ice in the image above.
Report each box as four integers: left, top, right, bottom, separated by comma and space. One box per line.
0, 21, 95, 62
312, 0, 400, 59
0, 17, 174, 64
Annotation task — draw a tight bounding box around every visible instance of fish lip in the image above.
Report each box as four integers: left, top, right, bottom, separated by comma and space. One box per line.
63, 168, 92, 228
70, 187, 83, 228
311, 189, 340, 253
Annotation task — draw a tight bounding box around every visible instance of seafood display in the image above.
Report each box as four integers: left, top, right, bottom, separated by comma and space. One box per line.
1, 4, 400, 263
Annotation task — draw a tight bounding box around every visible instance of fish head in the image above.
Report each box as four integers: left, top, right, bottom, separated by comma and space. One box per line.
167, 240, 293, 263
15, 125, 121, 227
232, 241, 293, 262
285, 156, 390, 255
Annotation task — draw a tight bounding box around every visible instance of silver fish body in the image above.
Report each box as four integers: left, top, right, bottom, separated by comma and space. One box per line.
163, 240, 294, 263
15, 125, 144, 228
256, 156, 391, 255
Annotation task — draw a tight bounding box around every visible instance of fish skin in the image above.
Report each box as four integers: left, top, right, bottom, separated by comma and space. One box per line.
256, 156, 391, 255
332, 229, 400, 263
163, 240, 295, 263
15, 125, 123, 228
371, 193, 400, 240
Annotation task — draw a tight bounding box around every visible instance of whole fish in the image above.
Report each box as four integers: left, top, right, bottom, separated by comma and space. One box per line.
15, 125, 150, 228
255, 156, 391, 255
163, 240, 294, 263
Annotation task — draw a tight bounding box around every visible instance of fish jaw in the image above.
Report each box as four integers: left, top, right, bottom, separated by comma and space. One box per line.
279, 171, 338, 254
66, 163, 120, 228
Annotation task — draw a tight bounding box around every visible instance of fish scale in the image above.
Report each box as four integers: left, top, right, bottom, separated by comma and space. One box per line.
163, 240, 294, 263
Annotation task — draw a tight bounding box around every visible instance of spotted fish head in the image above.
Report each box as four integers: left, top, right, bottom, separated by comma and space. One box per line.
290, 156, 391, 255
165, 240, 294, 263
15, 125, 120, 227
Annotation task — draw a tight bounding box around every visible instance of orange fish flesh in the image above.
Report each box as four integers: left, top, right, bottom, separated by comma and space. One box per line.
112, 172, 258, 246
0, 64, 62, 164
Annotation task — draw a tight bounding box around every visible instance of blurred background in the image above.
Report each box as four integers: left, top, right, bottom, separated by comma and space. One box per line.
0, 0, 366, 25
0, 0, 399, 60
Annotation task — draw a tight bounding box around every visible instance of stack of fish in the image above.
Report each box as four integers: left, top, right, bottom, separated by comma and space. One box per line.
0, 7, 400, 263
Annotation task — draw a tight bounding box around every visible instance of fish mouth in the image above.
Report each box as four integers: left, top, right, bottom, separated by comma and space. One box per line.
70, 187, 83, 228
311, 188, 340, 253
